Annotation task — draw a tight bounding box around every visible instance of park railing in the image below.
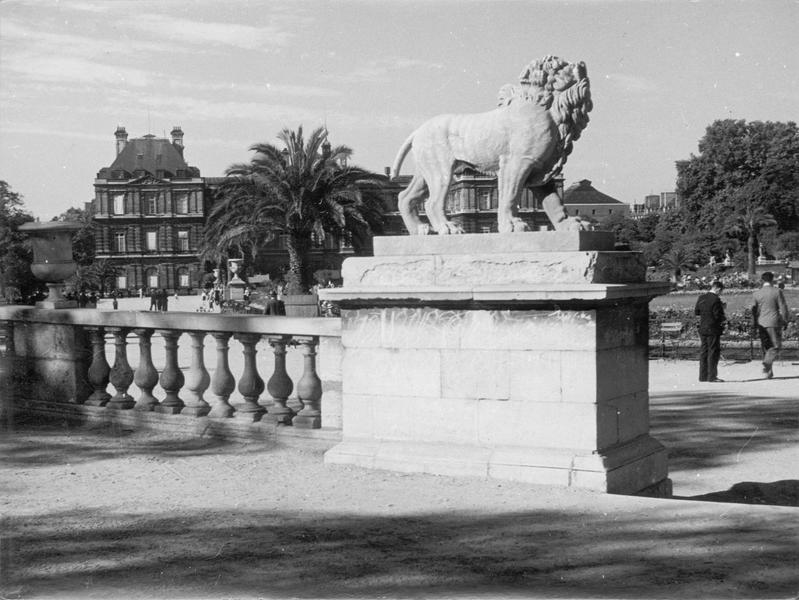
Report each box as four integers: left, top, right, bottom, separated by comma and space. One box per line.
0, 306, 342, 443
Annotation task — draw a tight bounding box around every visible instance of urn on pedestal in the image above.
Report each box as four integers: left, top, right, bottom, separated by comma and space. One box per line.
19, 221, 84, 309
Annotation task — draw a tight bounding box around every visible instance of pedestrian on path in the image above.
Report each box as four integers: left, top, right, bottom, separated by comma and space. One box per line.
694, 280, 726, 382
751, 271, 790, 379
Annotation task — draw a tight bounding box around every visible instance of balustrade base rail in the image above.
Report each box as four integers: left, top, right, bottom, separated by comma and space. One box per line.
8, 397, 342, 449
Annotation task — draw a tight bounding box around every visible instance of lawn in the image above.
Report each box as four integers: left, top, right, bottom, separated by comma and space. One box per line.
651, 288, 799, 313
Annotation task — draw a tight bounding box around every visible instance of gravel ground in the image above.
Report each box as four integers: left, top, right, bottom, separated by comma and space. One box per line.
1, 344, 798, 599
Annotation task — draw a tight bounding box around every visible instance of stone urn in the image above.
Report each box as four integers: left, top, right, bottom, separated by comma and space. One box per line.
226, 258, 246, 301
19, 221, 84, 309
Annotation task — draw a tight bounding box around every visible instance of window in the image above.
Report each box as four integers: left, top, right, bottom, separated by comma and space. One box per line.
479, 191, 491, 211
116, 275, 127, 290
178, 270, 189, 288
177, 230, 189, 251
144, 192, 158, 215
146, 270, 159, 289
175, 192, 189, 214
115, 232, 126, 253
113, 193, 125, 215
146, 231, 158, 251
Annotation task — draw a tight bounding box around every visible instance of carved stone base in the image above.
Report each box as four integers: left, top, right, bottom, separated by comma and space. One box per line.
292, 413, 321, 429
321, 232, 672, 494
326, 435, 669, 494
106, 395, 135, 410
154, 404, 183, 415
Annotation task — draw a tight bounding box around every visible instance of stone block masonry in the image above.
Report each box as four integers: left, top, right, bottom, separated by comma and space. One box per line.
322, 231, 672, 494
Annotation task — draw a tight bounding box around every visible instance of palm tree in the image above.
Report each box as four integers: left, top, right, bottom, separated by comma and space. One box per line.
200, 126, 385, 293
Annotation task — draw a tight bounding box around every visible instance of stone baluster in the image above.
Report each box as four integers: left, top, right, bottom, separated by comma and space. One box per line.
85, 326, 110, 406
155, 330, 184, 414
265, 335, 295, 425
133, 328, 160, 411
208, 332, 236, 418
234, 333, 266, 421
182, 331, 210, 416
292, 336, 322, 429
106, 327, 134, 409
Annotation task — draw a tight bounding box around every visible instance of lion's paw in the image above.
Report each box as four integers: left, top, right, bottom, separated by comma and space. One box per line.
416, 223, 432, 235
510, 218, 530, 232
557, 217, 593, 232
438, 221, 464, 235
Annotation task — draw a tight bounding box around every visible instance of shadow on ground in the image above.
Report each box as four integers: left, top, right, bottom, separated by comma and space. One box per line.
0, 414, 271, 468
2, 505, 797, 599
650, 391, 798, 472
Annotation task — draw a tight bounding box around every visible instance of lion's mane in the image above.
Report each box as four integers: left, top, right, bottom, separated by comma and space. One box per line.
497, 55, 592, 182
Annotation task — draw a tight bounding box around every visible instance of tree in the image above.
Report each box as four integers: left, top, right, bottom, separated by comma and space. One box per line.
676, 119, 799, 276
53, 205, 95, 266
201, 126, 385, 293
0, 180, 39, 301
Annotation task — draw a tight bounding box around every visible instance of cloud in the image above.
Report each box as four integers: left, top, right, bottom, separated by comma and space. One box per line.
335, 57, 444, 84
603, 73, 660, 94
4, 54, 151, 87
126, 14, 295, 51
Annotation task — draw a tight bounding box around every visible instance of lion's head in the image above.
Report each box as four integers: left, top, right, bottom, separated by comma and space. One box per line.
498, 55, 592, 181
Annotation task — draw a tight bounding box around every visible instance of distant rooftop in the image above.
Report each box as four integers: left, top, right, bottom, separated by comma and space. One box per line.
562, 180, 625, 205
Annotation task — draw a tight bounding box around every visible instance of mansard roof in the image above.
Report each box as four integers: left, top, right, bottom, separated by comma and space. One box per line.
97, 135, 199, 179
562, 179, 625, 205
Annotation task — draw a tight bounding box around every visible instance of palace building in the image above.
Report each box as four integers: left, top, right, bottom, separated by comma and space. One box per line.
93, 126, 210, 293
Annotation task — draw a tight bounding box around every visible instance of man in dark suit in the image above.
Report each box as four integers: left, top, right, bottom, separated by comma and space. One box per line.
264, 291, 285, 316
752, 271, 790, 379
694, 280, 726, 382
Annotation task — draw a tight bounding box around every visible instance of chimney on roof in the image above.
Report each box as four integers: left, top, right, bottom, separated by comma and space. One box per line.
115, 126, 128, 155
171, 126, 184, 156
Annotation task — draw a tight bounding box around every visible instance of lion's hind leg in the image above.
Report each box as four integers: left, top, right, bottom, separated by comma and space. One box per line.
398, 174, 431, 235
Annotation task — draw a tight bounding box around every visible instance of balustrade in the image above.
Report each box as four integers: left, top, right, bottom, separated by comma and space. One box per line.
85, 326, 110, 406
234, 333, 266, 421
0, 307, 340, 435
208, 332, 235, 418
292, 336, 322, 429
133, 328, 159, 411
182, 331, 210, 417
156, 330, 185, 414
265, 335, 294, 425
106, 327, 134, 409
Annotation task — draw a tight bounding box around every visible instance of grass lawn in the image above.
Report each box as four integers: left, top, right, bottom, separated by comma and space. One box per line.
651, 288, 799, 313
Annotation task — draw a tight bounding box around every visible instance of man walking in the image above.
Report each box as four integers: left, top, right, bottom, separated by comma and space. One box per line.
694, 280, 726, 382
751, 271, 790, 379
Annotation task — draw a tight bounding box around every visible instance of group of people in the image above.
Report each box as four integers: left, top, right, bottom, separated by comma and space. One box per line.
694, 271, 791, 382
148, 289, 171, 312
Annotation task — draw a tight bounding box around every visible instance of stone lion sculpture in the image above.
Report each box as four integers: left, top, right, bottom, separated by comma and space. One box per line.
391, 55, 593, 234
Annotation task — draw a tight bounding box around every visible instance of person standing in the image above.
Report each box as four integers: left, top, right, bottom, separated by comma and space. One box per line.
751, 271, 790, 379
694, 280, 727, 382
149, 288, 158, 311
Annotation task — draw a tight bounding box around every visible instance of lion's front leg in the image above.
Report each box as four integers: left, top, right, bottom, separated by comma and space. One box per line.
542, 190, 593, 231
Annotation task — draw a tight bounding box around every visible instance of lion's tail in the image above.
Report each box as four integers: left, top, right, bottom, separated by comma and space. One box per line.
390, 132, 414, 179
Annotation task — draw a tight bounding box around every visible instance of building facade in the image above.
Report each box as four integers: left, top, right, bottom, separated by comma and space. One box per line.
560, 179, 630, 223
631, 191, 680, 218
379, 166, 557, 236
93, 127, 208, 293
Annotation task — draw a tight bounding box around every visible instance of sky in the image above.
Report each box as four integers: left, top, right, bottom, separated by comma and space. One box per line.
1, 0, 797, 221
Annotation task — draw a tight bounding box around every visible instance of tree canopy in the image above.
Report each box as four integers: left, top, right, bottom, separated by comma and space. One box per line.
676, 119, 799, 276
200, 126, 385, 293
0, 180, 39, 300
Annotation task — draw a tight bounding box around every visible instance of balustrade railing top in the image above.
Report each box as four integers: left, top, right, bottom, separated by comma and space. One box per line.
0, 306, 341, 338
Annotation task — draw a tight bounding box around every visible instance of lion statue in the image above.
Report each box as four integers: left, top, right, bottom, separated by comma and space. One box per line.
391, 55, 593, 235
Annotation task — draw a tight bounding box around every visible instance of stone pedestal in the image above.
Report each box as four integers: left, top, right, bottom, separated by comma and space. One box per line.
321, 231, 672, 494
